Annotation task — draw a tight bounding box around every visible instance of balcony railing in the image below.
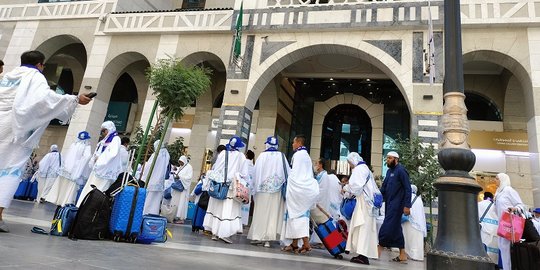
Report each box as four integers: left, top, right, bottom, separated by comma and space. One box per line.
101, 9, 234, 34
0, 0, 539, 29
0, 0, 113, 21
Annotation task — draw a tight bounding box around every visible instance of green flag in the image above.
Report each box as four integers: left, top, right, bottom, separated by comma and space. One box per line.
233, 1, 243, 60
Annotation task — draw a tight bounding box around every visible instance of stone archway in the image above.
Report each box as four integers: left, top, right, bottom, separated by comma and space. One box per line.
311, 94, 384, 175
245, 42, 411, 113
463, 50, 539, 205
179, 51, 227, 179
33, 35, 88, 158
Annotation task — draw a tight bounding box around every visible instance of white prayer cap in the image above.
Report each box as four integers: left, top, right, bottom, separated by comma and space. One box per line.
411, 184, 418, 194
50, 144, 58, 152
387, 151, 399, 159
179, 155, 188, 164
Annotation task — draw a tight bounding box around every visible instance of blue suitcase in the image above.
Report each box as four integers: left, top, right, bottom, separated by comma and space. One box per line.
14, 179, 30, 200
110, 185, 146, 242
50, 204, 78, 236
137, 214, 168, 244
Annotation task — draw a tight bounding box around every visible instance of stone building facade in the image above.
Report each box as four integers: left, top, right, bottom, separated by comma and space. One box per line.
1, 0, 539, 205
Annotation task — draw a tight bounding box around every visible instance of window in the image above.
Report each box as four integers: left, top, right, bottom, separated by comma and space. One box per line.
182, 0, 206, 9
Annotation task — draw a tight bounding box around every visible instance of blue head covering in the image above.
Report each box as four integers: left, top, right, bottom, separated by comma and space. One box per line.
78, 131, 91, 140
265, 136, 278, 150
227, 136, 245, 151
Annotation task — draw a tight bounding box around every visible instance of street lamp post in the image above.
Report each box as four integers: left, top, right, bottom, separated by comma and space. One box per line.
426, 0, 494, 269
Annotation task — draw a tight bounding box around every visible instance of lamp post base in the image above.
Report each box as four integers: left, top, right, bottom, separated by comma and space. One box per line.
426, 176, 494, 270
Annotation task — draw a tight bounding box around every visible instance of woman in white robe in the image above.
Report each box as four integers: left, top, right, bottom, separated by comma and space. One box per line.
0, 54, 87, 232
248, 136, 288, 247
142, 140, 170, 215
280, 136, 319, 254
203, 136, 249, 244
45, 131, 92, 206
494, 173, 524, 270
165, 155, 192, 223
478, 192, 499, 264
402, 185, 427, 261
327, 173, 343, 221
344, 152, 379, 265
38, 144, 62, 202
76, 121, 123, 207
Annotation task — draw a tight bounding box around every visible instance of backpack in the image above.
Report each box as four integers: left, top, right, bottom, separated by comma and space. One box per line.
69, 185, 111, 240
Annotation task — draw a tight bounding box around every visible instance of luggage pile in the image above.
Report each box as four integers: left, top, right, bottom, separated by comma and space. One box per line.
13, 172, 38, 201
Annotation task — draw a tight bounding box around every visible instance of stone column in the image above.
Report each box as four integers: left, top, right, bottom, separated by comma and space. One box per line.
526, 28, 540, 205
62, 36, 113, 150
426, 1, 492, 269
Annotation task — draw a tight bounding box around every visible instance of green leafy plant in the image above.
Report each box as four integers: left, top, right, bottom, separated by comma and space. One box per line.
136, 57, 212, 183
167, 137, 186, 166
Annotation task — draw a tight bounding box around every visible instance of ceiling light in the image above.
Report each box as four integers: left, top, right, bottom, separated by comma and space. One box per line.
366, 78, 371, 82
329, 78, 334, 81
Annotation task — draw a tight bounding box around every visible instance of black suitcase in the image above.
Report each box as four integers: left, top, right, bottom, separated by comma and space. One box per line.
511, 241, 540, 270
69, 185, 111, 240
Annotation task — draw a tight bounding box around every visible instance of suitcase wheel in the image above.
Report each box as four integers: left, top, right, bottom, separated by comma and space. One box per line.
335, 254, 343, 260
113, 232, 122, 242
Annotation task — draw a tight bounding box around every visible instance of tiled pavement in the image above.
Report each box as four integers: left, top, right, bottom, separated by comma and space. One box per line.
1, 200, 426, 270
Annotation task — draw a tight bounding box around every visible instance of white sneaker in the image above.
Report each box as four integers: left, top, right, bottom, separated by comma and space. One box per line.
211, 235, 219, 241
221, 237, 233, 244
0, 221, 9, 233
264, 242, 270, 248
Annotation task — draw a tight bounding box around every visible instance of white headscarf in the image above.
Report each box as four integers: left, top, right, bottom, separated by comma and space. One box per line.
411, 184, 418, 194
409, 184, 427, 236
153, 139, 164, 151
495, 173, 511, 196
50, 144, 58, 152
347, 152, 363, 167
179, 155, 188, 165
101, 121, 116, 135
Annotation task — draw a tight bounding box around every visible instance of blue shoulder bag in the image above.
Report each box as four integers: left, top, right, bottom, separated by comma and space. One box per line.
208, 150, 230, 200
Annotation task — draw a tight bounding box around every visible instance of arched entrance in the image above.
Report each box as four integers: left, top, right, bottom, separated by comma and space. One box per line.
312, 94, 384, 174
321, 104, 372, 170
179, 52, 227, 179
34, 35, 87, 158
237, 43, 410, 176
463, 50, 535, 205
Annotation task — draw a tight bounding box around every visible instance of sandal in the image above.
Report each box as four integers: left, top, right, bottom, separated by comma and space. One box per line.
391, 256, 408, 264
299, 246, 312, 254
281, 244, 299, 253
31, 227, 48, 235
351, 255, 370, 265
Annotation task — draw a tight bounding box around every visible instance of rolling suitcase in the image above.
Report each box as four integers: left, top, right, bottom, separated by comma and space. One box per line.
137, 214, 169, 244
311, 204, 348, 259
511, 241, 540, 270
109, 185, 146, 242
50, 204, 78, 236
69, 185, 111, 240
